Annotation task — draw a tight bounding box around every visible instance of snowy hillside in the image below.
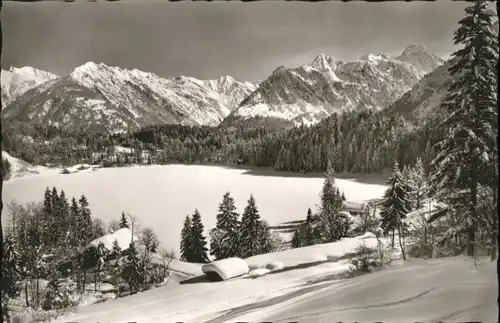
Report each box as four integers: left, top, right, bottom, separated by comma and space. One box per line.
1, 67, 57, 108
2, 151, 59, 181
231, 44, 443, 126
49, 233, 495, 323
2, 76, 138, 134
388, 59, 454, 120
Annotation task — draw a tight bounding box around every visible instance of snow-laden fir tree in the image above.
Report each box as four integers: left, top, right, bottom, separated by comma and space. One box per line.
78, 195, 93, 245
291, 228, 303, 248
180, 215, 195, 262
304, 208, 317, 246
239, 195, 264, 258
2, 233, 23, 311
210, 192, 240, 260
412, 158, 428, 210
42, 274, 71, 310
120, 211, 129, 229
380, 162, 410, 255
190, 209, 209, 263
318, 166, 350, 242
257, 221, 274, 254
429, 0, 498, 257
122, 242, 143, 293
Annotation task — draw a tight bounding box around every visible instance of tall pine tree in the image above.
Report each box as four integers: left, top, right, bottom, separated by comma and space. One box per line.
119, 212, 129, 229
429, 0, 498, 257
318, 170, 349, 242
190, 209, 209, 263
380, 162, 410, 255
239, 195, 263, 258
210, 192, 240, 260
180, 215, 195, 262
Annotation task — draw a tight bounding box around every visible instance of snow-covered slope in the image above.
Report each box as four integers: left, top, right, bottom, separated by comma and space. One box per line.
203, 75, 258, 111
2, 151, 59, 181
69, 62, 233, 127
396, 44, 445, 78
1, 67, 57, 108
2, 76, 138, 134
388, 58, 454, 120
231, 45, 443, 126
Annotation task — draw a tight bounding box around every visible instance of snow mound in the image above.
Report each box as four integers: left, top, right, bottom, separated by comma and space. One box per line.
266, 261, 285, 271
245, 234, 379, 269
248, 268, 271, 278
202, 257, 249, 281
88, 228, 135, 251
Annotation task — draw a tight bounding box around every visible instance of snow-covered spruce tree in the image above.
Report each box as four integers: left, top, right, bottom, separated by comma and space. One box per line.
380, 162, 410, 259
304, 208, 317, 246
42, 272, 72, 310
119, 211, 129, 229
291, 228, 303, 248
69, 197, 80, 250
239, 195, 264, 258
257, 221, 274, 254
122, 242, 143, 293
429, 0, 498, 257
210, 192, 240, 260
318, 168, 350, 243
78, 195, 93, 246
412, 158, 428, 210
190, 209, 209, 263
94, 242, 108, 293
2, 233, 23, 319
180, 215, 195, 262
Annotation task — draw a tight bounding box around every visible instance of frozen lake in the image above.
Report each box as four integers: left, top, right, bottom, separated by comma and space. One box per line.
3, 165, 387, 254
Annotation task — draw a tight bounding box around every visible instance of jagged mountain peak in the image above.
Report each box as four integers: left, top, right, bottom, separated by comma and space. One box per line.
396, 44, 444, 77
310, 54, 341, 72
2, 66, 58, 108
400, 44, 431, 57
231, 48, 430, 126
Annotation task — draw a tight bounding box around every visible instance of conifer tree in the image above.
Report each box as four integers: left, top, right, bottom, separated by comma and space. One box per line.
429, 0, 498, 257
122, 242, 142, 293
69, 197, 80, 249
119, 212, 129, 229
319, 171, 349, 242
257, 221, 273, 254
304, 208, 317, 246
380, 162, 410, 253
43, 274, 71, 310
239, 195, 263, 258
210, 192, 240, 259
291, 228, 303, 248
180, 215, 195, 262
190, 209, 209, 263
78, 195, 93, 245
412, 158, 428, 210
2, 234, 22, 300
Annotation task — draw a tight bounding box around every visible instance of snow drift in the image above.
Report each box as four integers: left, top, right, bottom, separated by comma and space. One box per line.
88, 228, 136, 251
202, 257, 250, 281
245, 232, 378, 269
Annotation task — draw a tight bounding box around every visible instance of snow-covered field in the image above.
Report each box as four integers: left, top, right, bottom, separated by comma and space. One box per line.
49, 235, 496, 323
3, 164, 387, 254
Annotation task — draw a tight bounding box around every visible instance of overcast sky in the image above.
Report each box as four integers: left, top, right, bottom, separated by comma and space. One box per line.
2, 1, 468, 81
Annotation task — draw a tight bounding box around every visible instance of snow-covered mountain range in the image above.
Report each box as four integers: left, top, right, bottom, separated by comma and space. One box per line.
231, 45, 444, 125
3, 43, 447, 133
1, 67, 58, 107
2, 63, 257, 133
